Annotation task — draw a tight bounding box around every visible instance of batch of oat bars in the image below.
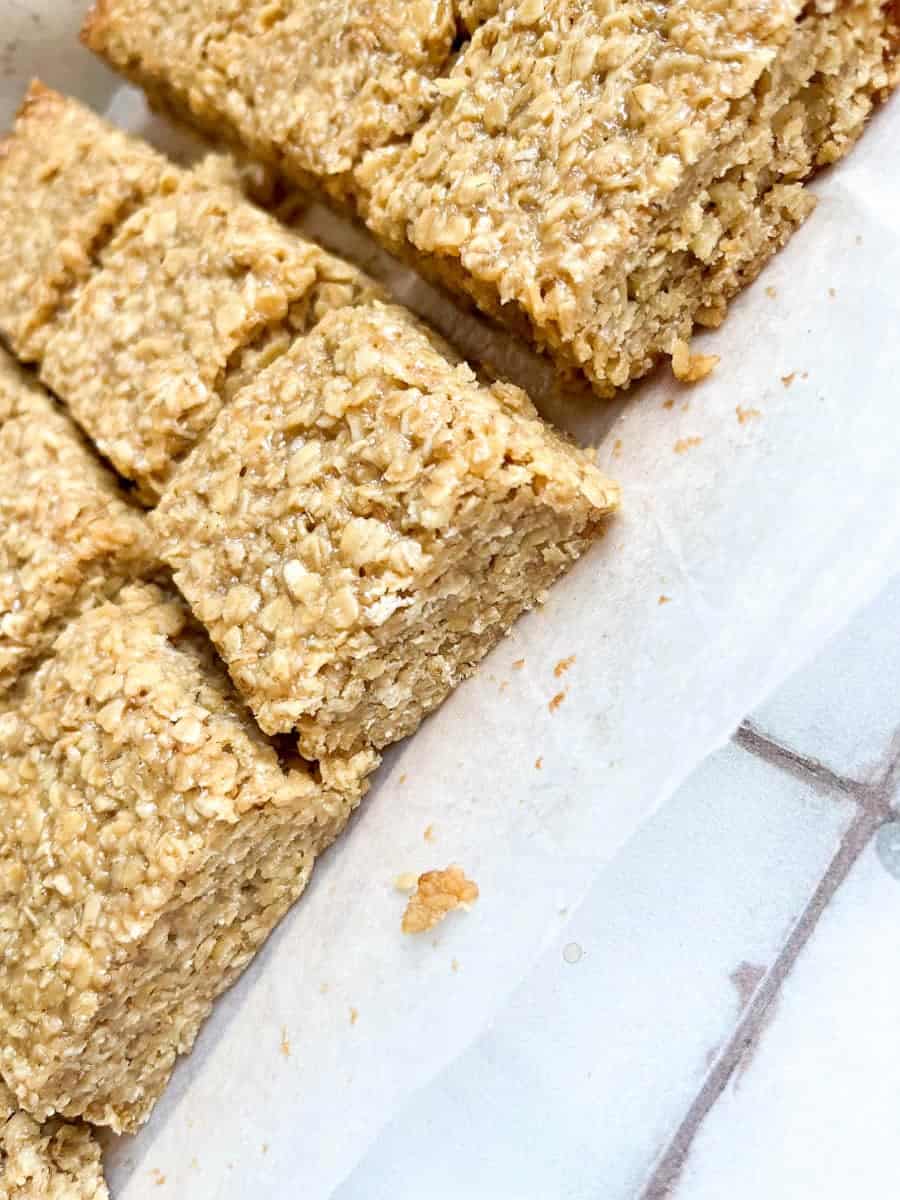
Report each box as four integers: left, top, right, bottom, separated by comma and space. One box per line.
0, 0, 895, 1194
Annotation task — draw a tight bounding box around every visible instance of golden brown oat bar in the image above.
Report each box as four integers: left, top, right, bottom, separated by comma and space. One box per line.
153, 301, 619, 759
0, 1084, 108, 1200
0, 358, 156, 695
0, 583, 376, 1133
85, 0, 897, 395
0, 82, 175, 361
84, 0, 467, 194
360, 0, 898, 393
41, 174, 381, 502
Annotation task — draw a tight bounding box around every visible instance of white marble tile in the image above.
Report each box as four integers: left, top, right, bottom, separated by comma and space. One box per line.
336, 746, 853, 1200
670, 828, 900, 1200
751, 571, 900, 782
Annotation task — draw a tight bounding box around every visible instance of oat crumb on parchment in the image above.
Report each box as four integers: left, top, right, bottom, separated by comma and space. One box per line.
548, 690, 567, 712
736, 405, 762, 424
765, 286, 778, 299
423, 824, 436, 842
658, 595, 671, 605
674, 437, 703, 454
554, 654, 576, 678
394, 872, 418, 892
349, 1007, 359, 1025
512, 658, 525, 669
671, 339, 719, 383
280, 1027, 290, 1058
401, 866, 479, 935
535, 756, 543, 770
781, 372, 796, 388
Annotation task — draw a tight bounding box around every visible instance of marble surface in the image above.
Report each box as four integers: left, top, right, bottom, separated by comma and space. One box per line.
340, 571, 900, 1199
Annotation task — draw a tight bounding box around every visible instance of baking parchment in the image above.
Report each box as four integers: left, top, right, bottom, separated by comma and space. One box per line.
2, 7, 900, 1196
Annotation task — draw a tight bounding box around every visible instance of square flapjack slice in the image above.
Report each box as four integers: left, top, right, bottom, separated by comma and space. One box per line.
360, 0, 898, 392
153, 301, 619, 759
83, 0, 472, 194
0, 583, 376, 1132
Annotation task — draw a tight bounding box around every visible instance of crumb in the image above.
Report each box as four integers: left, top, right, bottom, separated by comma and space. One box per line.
451, 958, 460, 972
781, 372, 796, 388
423, 824, 436, 842
398, 773, 408, 785
801, 371, 809, 380
499, 679, 508, 692
681, 400, 690, 412
535, 755, 543, 770
554, 654, 576, 678
828, 287, 836, 297
512, 657, 525, 669
765, 286, 777, 299
280, 1026, 290, 1058
548, 690, 567, 712
150, 1169, 166, 1186
612, 439, 623, 458
401, 865, 479, 934
394, 872, 418, 891
673, 437, 703, 454
262, 1143, 269, 1155
671, 339, 719, 383
658, 595, 671, 605
736, 405, 761, 424
349, 1007, 358, 1025
662, 397, 675, 410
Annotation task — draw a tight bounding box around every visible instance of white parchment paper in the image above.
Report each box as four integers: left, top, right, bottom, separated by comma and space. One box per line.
3, 8, 900, 1196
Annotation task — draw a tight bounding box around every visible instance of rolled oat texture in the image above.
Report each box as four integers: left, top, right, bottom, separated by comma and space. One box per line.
362, 0, 898, 392
153, 301, 619, 758
40, 171, 381, 502
0, 352, 50, 427
83, 0, 488, 195
85, 0, 898, 393
0, 350, 157, 696
0, 1082, 108, 1200
0, 81, 175, 361
0, 583, 376, 1132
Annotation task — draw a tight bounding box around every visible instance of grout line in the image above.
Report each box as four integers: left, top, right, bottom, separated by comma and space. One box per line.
875, 726, 900, 807
737, 718, 900, 816
734, 720, 865, 800
640, 798, 890, 1200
